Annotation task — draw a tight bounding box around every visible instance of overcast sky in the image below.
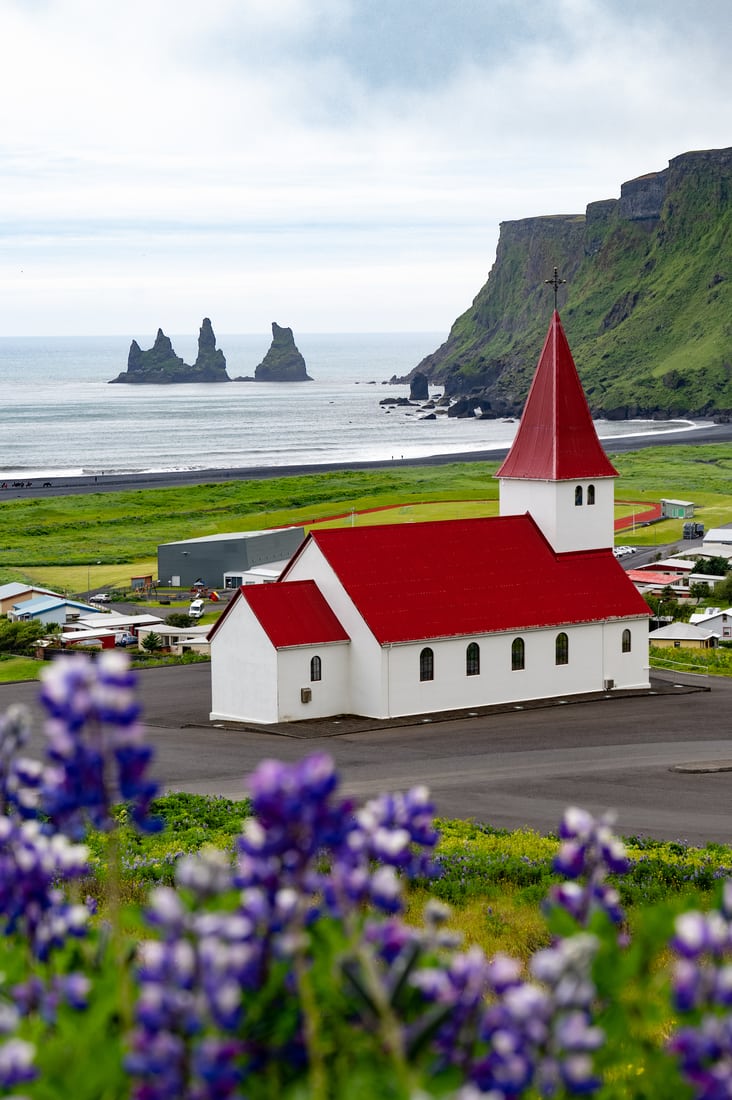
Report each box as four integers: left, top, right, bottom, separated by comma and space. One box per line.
1, 0, 730, 337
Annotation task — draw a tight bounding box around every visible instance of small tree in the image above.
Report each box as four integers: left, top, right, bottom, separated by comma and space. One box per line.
141, 631, 163, 654
0, 617, 46, 655
694, 556, 729, 577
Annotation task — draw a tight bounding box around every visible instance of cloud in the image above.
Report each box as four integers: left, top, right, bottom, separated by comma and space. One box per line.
0, 0, 730, 334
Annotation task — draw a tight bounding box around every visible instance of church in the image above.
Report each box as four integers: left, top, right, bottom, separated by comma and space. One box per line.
208, 310, 650, 725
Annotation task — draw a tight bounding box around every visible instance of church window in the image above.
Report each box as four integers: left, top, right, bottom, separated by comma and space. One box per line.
466, 642, 480, 676
575, 485, 583, 506
310, 655, 322, 682
622, 628, 631, 653
420, 647, 434, 682
511, 637, 525, 671
587, 484, 595, 505
555, 632, 569, 665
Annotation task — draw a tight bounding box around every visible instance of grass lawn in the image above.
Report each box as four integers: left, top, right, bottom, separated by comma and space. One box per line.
4, 442, 732, 597
0, 655, 46, 681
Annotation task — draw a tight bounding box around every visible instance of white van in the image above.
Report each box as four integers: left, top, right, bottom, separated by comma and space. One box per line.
189, 599, 204, 620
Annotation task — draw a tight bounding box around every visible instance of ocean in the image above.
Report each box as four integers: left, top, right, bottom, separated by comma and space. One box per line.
0, 332, 704, 478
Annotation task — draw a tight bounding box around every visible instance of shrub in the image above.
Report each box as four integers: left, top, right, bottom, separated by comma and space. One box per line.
0, 617, 46, 654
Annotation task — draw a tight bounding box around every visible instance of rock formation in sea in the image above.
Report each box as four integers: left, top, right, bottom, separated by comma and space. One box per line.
110, 319, 230, 384
254, 323, 312, 382
409, 371, 429, 401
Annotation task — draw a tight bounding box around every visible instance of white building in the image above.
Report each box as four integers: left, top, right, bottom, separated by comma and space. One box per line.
209, 311, 650, 724
702, 529, 732, 558
688, 607, 732, 640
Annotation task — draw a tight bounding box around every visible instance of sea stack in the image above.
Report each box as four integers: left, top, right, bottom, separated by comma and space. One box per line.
254, 323, 312, 382
110, 319, 230, 383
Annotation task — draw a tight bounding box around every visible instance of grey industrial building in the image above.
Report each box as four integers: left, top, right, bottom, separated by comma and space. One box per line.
158, 528, 305, 590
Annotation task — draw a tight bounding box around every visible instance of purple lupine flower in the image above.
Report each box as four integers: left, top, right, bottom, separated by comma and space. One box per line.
130, 755, 443, 1098
668, 890, 732, 1096
237, 753, 438, 923
548, 807, 629, 927
469, 934, 603, 1099
0, 1036, 37, 1090
37, 651, 160, 837
0, 1001, 36, 1092
0, 815, 89, 959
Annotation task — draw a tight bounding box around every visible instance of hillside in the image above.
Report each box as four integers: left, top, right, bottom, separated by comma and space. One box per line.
410, 148, 732, 420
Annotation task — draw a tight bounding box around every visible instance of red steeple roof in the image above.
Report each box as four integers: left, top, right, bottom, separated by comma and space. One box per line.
496, 311, 618, 481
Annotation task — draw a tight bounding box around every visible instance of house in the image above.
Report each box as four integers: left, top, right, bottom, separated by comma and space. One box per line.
209, 311, 650, 724
137, 624, 211, 656
702, 529, 732, 557
649, 623, 719, 649
0, 582, 61, 616
688, 607, 732, 640
660, 499, 695, 519
8, 596, 104, 626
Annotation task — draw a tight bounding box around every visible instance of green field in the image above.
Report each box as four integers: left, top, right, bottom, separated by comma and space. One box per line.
7, 442, 732, 597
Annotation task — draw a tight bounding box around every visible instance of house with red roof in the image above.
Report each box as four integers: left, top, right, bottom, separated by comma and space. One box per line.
209, 311, 650, 724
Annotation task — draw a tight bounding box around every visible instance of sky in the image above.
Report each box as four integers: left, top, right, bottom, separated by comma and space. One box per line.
0, 0, 730, 338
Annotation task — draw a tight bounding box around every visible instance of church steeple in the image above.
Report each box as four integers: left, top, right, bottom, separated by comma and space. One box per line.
497, 310, 618, 482
497, 309, 617, 553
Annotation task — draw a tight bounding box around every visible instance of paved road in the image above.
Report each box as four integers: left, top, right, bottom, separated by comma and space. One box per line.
6, 664, 732, 844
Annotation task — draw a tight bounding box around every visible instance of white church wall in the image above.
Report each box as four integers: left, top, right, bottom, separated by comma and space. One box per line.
500, 478, 615, 553
209, 600, 279, 724
385, 620, 625, 718
276, 643, 351, 721
602, 617, 650, 689
285, 542, 387, 717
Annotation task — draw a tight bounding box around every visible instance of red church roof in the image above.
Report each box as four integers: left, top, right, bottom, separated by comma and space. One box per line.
210, 579, 350, 649
282, 515, 648, 645
496, 311, 618, 481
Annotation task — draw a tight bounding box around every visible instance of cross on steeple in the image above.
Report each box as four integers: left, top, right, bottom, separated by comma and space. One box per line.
545, 267, 566, 309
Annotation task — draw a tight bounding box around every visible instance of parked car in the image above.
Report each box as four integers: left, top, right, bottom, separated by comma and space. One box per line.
115, 631, 137, 647
188, 599, 205, 620
92, 592, 111, 603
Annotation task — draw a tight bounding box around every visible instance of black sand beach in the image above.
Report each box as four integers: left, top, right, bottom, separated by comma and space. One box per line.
4, 421, 732, 500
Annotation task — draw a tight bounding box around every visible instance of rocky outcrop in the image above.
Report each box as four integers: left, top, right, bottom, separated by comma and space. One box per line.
409, 371, 429, 400
193, 317, 228, 377
110, 319, 230, 384
254, 323, 312, 382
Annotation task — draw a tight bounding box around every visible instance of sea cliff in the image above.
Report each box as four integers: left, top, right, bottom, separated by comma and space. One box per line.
408, 147, 732, 420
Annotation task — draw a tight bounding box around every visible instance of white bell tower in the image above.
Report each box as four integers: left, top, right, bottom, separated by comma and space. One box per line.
497, 310, 618, 555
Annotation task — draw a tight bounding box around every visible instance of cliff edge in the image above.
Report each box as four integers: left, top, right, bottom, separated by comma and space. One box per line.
409, 147, 732, 420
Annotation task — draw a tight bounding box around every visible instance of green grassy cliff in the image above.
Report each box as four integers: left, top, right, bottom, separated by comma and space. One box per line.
413, 148, 732, 419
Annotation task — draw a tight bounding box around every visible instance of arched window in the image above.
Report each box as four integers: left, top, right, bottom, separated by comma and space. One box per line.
587, 484, 595, 505
511, 637, 525, 671
575, 485, 583, 506
466, 642, 480, 676
420, 647, 434, 682
622, 628, 632, 653
310, 655, 322, 682
555, 632, 569, 665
